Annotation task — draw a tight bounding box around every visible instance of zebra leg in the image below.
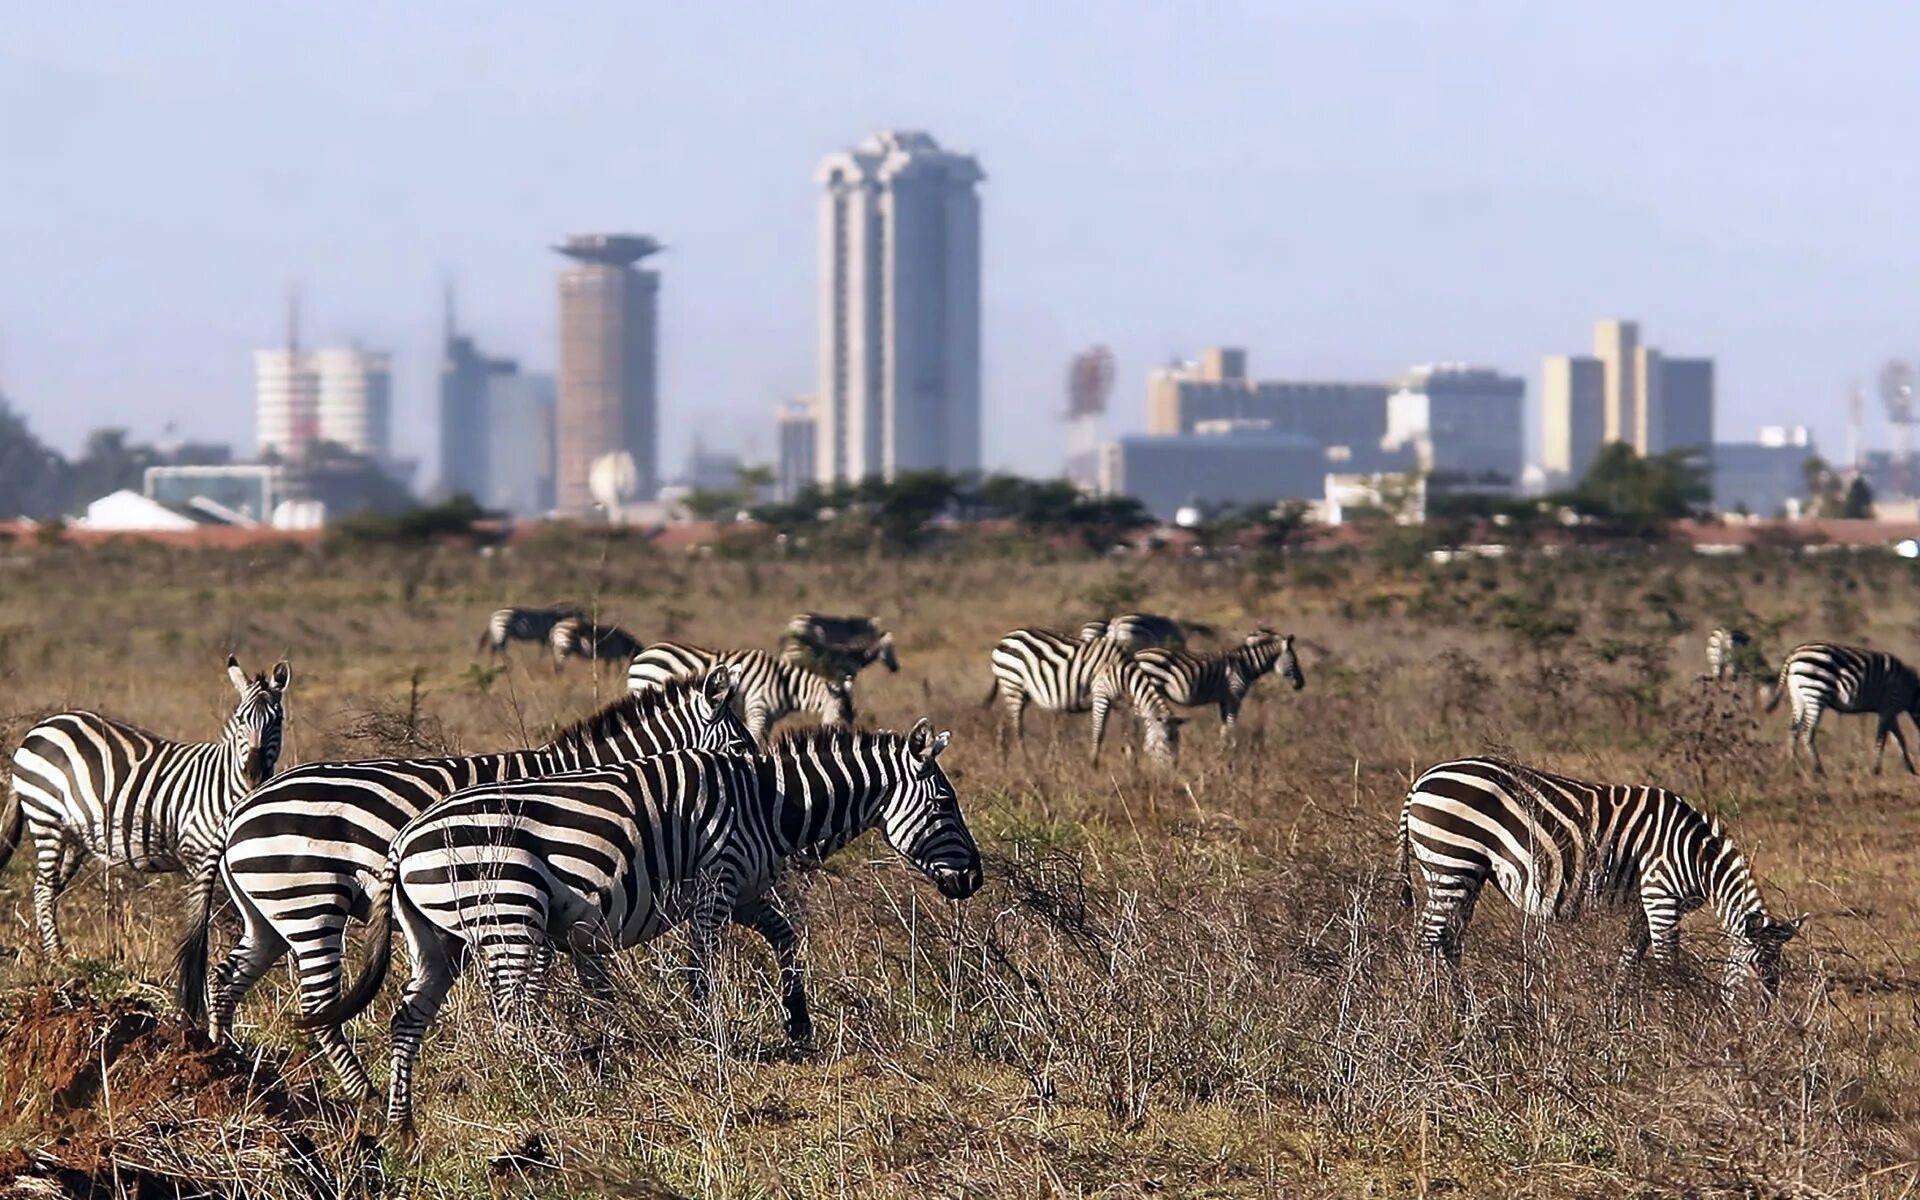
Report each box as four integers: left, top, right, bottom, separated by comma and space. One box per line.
30, 830, 79, 959
1002, 689, 1029, 748
1416, 867, 1483, 967
1875, 715, 1893, 775
1089, 692, 1113, 764
1218, 698, 1240, 738
1619, 903, 1651, 968
1885, 712, 1919, 775
386, 906, 465, 1133
732, 892, 811, 1043
1804, 711, 1826, 777
290, 937, 379, 1103
684, 880, 738, 1025
1639, 883, 1681, 968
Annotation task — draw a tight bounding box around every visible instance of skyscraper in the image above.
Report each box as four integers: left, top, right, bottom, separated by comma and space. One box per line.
1541, 355, 1607, 480
775, 397, 818, 501
1592, 318, 1639, 445
313, 347, 391, 461
554, 233, 661, 513
816, 130, 983, 484
1542, 319, 1715, 483
255, 348, 318, 460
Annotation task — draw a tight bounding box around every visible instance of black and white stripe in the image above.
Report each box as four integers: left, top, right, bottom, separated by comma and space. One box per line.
629, 641, 853, 746
1400, 756, 1803, 998
300, 720, 982, 1131
1704, 627, 1752, 682
986, 628, 1182, 765
176, 668, 745, 1101
549, 617, 643, 670
1765, 641, 1920, 775
479, 606, 584, 656
1077, 612, 1185, 651
7, 656, 290, 958
781, 612, 898, 678
1134, 628, 1304, 730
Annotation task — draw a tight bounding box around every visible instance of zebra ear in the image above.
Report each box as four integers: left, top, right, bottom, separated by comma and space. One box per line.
271, 660, 293, 693
227, 655, 247, 692
906, 716, 934, 757
703, 665, 740, 709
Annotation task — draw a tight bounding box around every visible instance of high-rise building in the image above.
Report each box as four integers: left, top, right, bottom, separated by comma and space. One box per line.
1383, 365, 1527, 491
1593, 319, 1640, 445
313, 347, 391, 461
554, 233, 661, 513
775, 398, 818, 501
1145, 348, 1395, 470
1541, 355, 1606, 480
816, 130, 983, 484
484, 371, 556, 516
254, 349, 319, 460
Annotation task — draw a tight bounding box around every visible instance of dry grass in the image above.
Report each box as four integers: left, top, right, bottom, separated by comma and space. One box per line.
1, 535, 1917, 1197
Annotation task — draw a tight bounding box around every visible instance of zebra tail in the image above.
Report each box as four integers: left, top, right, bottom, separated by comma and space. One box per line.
0, 779, 21, 873
1397, 799, 1414, 909
173, 854, 226, 1023
294, 858, 397, 1031
980, 678, 1000, 709
1763, 658, 1792, 712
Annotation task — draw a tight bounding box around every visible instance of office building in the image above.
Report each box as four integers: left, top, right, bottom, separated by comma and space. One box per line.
1145, 349, 1394, 471
439, 307, 515, 501
313, 347, 391, 461
1593, 319, 1640, 445
775, 398, 818, 501
1384, 365, 1526, 493
254, 348, 319, 460
1646, 353, 1714, 459
483, 372, 556, 516
145, 464, 283, 524
816, 130, 983, 483
554, 233, 661, 513
1540, 356, 1607, 482
1713, 426, 1816, 516
1099, 422, 1325, 521
1543, 319, 1715, 483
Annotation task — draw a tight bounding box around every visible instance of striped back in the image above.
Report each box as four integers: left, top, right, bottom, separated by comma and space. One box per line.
1706, 627, 1752, 681
1778, 642, 1920, 715
1136, 629, 1303, 705
1078, 613, 1184, 651
991, 628, 1181, 762
551, 617, 643, 665
630, 642, 854, 743
481, 606, 582, 652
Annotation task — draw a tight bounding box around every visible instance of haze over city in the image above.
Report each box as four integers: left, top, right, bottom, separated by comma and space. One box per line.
5, 2, 1919, 479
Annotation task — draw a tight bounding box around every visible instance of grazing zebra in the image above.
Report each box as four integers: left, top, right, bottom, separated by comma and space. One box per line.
299, 719, 982, 1131
549, 616, 643, 671
7, 656, 291, 958
1077, 612, 1187, 651
1704, 627, 1753, 682
1134, 628, 1305, 731
1766, 642, 1920, 776
1400, 756, 1803, 999
176, 668, 746, 1101
986, 628, 1183, 765
478, 606, 584, 656
781, 612, 899, 678
629, 641, 853, 746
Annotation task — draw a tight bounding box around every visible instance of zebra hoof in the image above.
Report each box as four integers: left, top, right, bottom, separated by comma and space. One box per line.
784, 1012, 814, 1045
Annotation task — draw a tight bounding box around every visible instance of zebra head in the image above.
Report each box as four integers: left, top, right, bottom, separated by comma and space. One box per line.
225, 655, 291, 787
822, 674, 857, 727
878, 719, 982, 900
873, 631, 900, 673
1272, 631, 1306, 690
1731, 910, 1805, 999
696, 665, 752, 752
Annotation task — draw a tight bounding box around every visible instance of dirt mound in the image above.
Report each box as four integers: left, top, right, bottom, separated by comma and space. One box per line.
0, 986, 374, 1199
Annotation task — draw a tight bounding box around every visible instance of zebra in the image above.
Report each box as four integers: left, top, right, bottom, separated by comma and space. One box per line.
781, 612, 899, 678
1399, 756, 1804, 1000
1077, 612, 1186, 651
549, 616, 643, 671
628, 641, 853, 747
175, 667, 746, 1101
985, 628, 1182, 765
1134, 628, 1305, 732
298, 719, 982, 1132
6, 656, 291, 959
1704, 627, 1753, 682
1765, 642, 1920, 775
478, 606, 584, 657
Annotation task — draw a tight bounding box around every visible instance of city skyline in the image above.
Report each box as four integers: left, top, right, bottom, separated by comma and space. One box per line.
5, 5, 1920, 481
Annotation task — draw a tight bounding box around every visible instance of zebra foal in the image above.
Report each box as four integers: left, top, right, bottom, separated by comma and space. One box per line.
1134, 628, 1304, 732
1400, 756, 1803, 999
177, 668, 746, 1100
629, 641, 853, 746
300, 720, 983, 1131
1766, 641, 1920, 776
7, 656, 290, 958
782, 612, 898, 678
986, 628, 1182, 765
1077, 612, 1186, 651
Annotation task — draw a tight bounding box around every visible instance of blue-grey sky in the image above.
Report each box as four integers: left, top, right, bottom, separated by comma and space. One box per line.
4, 3, 1917, 480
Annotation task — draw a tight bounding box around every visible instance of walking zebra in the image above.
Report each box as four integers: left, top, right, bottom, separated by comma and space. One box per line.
1766, 641, 1920, 775
478, 606, 584, 656
299, 720, 982, 1131
1704, 627, 1753, 682
1077, 612, 1186, 651
781, 612, 899, 678
629, 642, 853, 746
1399, 756, 1803, 999
549, 616, 642, 671
986, 628, 1183, 765
7, 656, 290, 958
176, 668, 745, 1100
1134, 628, 1304, 731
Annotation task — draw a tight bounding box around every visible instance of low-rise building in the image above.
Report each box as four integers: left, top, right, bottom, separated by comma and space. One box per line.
1712, 426, 1815, 517
1099, 424, 1325, 521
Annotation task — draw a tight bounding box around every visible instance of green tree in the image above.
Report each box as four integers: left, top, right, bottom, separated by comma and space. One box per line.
1841, 475, 1874, 519
0, 396, 72, 519
67, 427, 159, 508
1559, 443, 1709, 535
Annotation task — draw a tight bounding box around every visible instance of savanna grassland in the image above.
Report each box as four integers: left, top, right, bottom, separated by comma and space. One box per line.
2, 531, 1918, 1198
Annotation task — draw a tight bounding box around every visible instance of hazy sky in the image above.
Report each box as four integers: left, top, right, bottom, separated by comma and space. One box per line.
4, 3, 1918, 481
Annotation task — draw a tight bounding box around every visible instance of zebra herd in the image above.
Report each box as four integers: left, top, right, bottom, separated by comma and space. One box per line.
7, 606, 1914, 1136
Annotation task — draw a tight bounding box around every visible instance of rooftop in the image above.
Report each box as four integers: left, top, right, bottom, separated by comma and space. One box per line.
553, 234, 663, 267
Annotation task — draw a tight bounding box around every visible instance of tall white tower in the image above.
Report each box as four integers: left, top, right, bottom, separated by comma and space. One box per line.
816, 130, 983, 484
314, 346, 392, 460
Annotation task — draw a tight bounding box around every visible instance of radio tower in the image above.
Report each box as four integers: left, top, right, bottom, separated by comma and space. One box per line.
1881, 360, 1915, 498
1063, 345, 1115, 491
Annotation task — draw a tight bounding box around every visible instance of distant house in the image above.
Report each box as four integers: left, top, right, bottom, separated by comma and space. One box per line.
80, 489, 252, 532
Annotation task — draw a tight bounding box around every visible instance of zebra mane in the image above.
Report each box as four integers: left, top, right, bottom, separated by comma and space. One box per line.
543, 677, 707, 752
766, 722, 905, 759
